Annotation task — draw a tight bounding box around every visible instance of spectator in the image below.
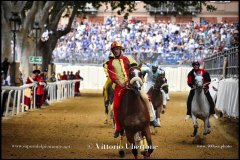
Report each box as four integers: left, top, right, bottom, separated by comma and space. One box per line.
48, 72, 57, 82
74, 70, 84, 96
61, 71, 67, 80
23, 70, 38, 111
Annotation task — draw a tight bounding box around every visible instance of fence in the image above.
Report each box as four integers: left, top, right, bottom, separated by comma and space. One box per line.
1, 80, 81, 117
204, 47, 239, 78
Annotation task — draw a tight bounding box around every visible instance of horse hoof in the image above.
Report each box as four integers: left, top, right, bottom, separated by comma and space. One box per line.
191, 134, 195, 137
104, 121, 108, 124
119, 150, 125, 157
203, 130, 211, 135
161, 110, 165, 114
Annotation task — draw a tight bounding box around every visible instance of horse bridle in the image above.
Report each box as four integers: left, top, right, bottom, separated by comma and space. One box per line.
127, 66, 143, 93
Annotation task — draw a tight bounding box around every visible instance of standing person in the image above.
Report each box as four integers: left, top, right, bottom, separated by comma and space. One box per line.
47, 72, 57, 82
61, 71, 67, 80
185, 61, 218, 120
107, 41, 160, 138
22, 70, 39, 110
35, 72, 46, 109
74, 70, 83, 96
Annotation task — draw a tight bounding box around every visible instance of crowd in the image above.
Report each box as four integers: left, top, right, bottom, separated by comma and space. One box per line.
53, 16, 238, 65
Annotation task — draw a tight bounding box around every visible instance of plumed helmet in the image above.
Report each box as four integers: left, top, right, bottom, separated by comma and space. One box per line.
111, 41, 122, 52
192, 60, 200, 67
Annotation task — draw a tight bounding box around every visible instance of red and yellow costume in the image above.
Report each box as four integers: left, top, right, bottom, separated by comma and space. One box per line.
108, 54, 137, 132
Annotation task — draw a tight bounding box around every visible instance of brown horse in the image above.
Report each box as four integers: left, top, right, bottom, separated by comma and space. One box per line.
147, 74, 164, 127
118, 66, 154, 159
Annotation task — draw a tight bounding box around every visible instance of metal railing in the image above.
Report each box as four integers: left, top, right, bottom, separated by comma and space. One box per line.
1, 80, 81, 117
204, 47, 239, 78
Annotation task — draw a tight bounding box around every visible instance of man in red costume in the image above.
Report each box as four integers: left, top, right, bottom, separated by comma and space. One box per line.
74, 70, 84, 96
108, 41, 159, 138
35, 72, 47, 108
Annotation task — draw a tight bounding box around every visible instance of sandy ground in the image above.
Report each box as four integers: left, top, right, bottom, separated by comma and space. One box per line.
1, 91, 239, 159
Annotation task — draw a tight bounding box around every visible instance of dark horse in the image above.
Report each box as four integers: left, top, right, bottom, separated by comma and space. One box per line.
103, 81, 114, 124
118, 66, 153, 159
147, 74, 164, 127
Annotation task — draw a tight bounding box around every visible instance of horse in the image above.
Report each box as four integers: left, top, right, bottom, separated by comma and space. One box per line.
118, 66, 154, 159
147, 74, 165, 127
103, 81, 114, 125
191, 72, 211, 137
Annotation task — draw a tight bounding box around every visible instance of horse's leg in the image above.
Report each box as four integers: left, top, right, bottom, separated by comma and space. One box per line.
161, 90, 166, 113
203, 118, 211, 135
118, 135, 125, 158
142, 126, 153, 158
104, 100, 109, 124
207, 117, 211, 128
156, 105, 161, 126
191, 115, 198, 137
126, 131, 138, 159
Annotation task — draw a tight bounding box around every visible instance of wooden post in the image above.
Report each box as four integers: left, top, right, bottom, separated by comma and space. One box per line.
222, 56, 228, 79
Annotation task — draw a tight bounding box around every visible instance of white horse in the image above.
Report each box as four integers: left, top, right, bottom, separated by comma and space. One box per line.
191, 72, 211, 137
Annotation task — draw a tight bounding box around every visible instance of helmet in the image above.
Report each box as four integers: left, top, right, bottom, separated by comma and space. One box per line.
108, 53, 114, 59
192, 61, 200, 67
152, 62, 158, 69
159, 69, 165, 75
111, 41, 122, 52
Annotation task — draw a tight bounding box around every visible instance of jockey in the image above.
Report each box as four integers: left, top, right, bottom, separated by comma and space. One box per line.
185, 60, 218, 120
158, 67, 170, 107
141, 62, 168, 126
103, 53, 116, 105
108, 41, 160, 138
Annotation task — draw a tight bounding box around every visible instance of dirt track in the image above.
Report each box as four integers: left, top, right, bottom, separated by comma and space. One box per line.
1, 91, 239, 159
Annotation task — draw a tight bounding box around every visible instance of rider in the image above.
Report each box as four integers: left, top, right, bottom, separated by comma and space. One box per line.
103, 53, 115, 104
158, 67, 170, 111
103, 53, 116, 121
141, 62, 168, 125
107, 41, 160, 138
185, 60, 218, 120
158, 68, 170, 101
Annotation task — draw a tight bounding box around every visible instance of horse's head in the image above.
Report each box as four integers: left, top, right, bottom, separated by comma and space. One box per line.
194, 72, 204, 91
128, 66, 143, 93
153, 74, 165, 90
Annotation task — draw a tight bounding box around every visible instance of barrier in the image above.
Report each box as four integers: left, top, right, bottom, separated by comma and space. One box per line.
55, 65, 192, 91
2, 83, 38, 117
1, 80, 81, 117
204, 47, 239, 78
